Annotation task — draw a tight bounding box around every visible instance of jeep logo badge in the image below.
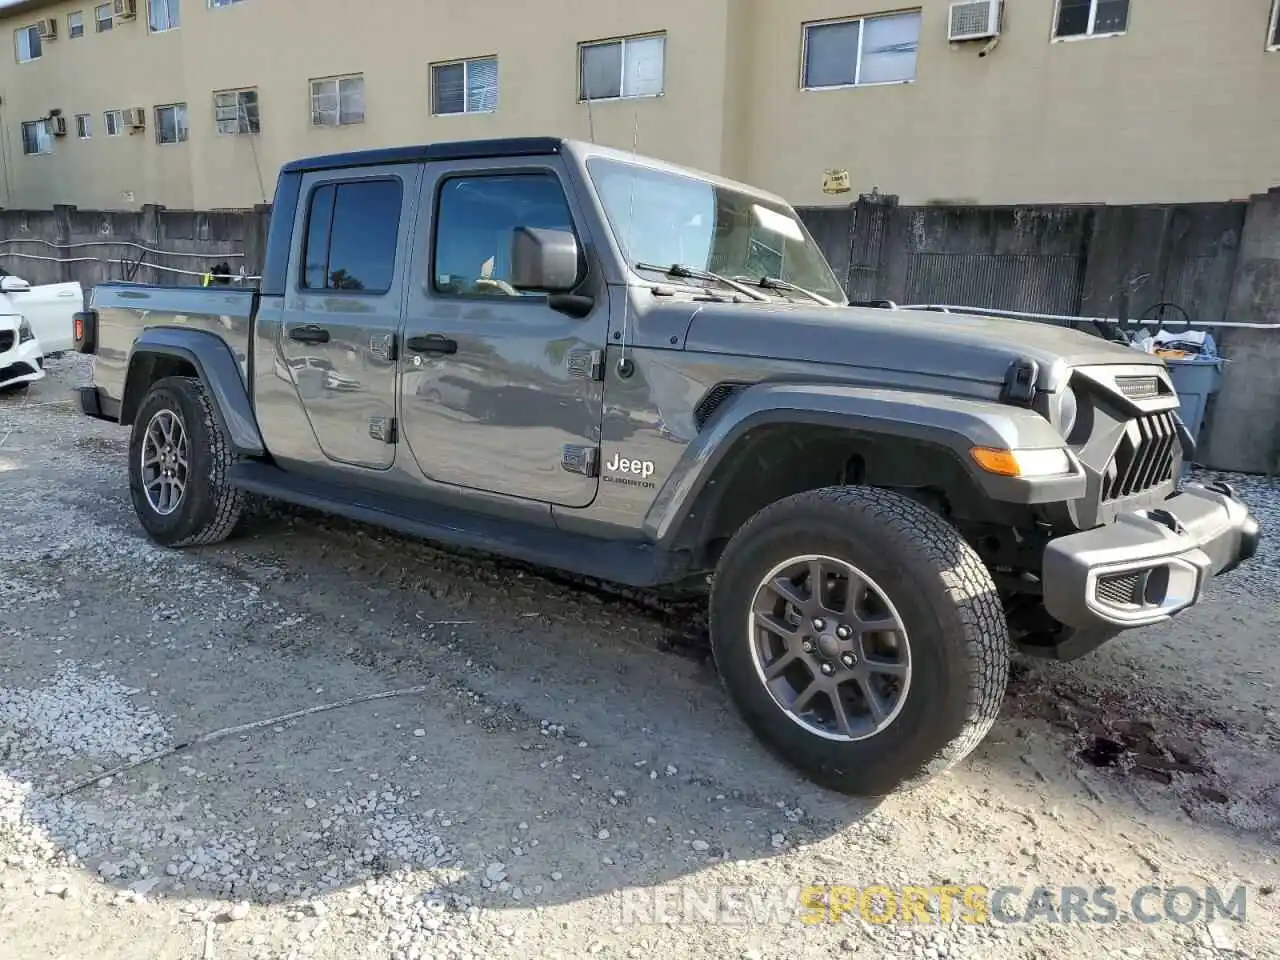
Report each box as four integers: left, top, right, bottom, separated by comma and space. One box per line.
603, 451, 657, 489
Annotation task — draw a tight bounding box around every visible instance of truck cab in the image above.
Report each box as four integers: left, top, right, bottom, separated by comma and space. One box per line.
73, 137, 1259, 797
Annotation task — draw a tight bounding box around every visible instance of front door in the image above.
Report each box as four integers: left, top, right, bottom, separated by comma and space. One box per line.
399, 159, 607, 507
278, 163, 420, 470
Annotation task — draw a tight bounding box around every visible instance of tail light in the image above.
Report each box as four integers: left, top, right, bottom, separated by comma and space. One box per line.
74, 309, 97, 353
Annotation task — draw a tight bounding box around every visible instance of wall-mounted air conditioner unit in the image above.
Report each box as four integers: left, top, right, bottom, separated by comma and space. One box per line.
113, 0, 137, 22
51, 115, 68, 137
36, 18, 58, 39
949, 0, 1003, 42
123, 107, 146, 129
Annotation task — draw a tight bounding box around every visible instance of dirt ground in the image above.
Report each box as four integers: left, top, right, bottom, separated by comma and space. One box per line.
1, 356, 1277, 960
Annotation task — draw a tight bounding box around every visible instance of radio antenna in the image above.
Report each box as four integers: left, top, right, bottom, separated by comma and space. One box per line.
616, 106, 641, 376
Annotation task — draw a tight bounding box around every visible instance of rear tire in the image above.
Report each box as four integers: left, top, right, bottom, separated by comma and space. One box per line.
128, 376, 244, 547
709, 485, 1008, 797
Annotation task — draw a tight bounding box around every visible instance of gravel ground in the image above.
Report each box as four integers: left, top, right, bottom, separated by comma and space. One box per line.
0, 356, 1277, 960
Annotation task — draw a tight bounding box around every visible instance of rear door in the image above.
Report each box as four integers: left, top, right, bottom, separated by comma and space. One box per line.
278, 163, 420, 470
398, 157, 608, 507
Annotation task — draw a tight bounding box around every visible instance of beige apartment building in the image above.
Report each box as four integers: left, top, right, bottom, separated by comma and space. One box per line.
0, 0, 1277, 212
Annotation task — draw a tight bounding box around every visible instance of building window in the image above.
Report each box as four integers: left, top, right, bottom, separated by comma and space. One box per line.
1270, 0, 1280, 50
21, 120, 52, 155
579, 33, 665, 101
14, 25, 42, 62
68, 11, 85, 38
434, 174, 579, 298
155, 103, 188, 144
431, 56, 498, 115
104, 109, 123, 136
209, 0, 247, 6
301, 179, 402, 293
76, 113, 92, 139
310, 74, 364, 126
802, 11, 922, 89
1053, 0, 1128, 39
149, 0, 180, 32
214, 88, 260, 134
95, 4, 113, 31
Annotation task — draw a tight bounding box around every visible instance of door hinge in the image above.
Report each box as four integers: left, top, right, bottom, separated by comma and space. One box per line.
561, 445, 599, 477
370, 333, 397, 363
369, 416, 397, 443
567, 349, 605, 382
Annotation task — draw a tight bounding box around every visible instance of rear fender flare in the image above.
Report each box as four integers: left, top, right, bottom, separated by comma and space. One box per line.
644, 381, 1083, 546
120, 327, 264, 457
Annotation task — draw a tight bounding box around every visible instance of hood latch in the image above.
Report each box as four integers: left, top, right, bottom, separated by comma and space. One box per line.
1000, 358, 1040, 406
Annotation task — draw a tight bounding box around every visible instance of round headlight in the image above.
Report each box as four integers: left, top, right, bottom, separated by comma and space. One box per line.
1059, 386, 1079, 439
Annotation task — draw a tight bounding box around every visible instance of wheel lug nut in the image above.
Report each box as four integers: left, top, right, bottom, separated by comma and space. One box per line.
812, 618, 826, 631
841, 653, 856, 668
801, 640, 814, 653
820, 663, 835, 676
836, 625, 852, 640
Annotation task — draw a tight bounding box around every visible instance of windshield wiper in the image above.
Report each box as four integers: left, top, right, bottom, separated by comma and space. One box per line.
730, 275, 837, 307
635, 262, 770, 303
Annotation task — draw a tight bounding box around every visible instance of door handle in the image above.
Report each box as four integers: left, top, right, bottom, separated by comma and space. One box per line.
289, 324, 330, 345
406, 334, 458, 355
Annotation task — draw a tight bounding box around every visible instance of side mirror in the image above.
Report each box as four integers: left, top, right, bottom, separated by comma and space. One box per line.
510, 227, 580, 293
0, 275, 30, 293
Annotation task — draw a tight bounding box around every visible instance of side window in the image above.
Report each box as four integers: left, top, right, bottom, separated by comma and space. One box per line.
300, 178, 402, 293
433, 173, 577, 298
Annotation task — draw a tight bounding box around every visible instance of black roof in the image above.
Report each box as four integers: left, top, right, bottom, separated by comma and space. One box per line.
279, 137, 565, 175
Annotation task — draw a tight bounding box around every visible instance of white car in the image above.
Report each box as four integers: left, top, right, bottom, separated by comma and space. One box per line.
0, 272, 82, 354
0, 311, 43, 391
0, 272, 83, 391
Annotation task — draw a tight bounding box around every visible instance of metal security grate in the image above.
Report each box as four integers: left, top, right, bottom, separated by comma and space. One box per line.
1115, 376, 1161, 400
1096, 571, 1142, 607
950, 1, 995, 37
1101, 411, 1179, 502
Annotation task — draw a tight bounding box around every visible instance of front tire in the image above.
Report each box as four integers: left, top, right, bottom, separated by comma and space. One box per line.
128, 376, 244, 547
709, 486, 1009, 797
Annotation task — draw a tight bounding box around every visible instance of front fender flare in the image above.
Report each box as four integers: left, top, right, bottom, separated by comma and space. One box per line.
643, 381, 1084, 545
121, 327, 264, 457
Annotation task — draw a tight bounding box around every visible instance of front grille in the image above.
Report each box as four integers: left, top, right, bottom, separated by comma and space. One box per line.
1100, 411, 1179, 502
1096, 572, 1142, 607
0, 331, 13, 352
1115, 376, 1161, 400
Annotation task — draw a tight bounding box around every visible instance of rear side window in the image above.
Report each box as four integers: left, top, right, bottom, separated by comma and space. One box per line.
300, 178, 403, 293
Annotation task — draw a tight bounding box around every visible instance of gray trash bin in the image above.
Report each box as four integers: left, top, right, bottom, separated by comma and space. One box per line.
1166, 355, 1225, 461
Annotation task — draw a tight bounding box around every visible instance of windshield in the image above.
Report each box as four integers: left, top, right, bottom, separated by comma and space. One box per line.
585, 157, 846, 305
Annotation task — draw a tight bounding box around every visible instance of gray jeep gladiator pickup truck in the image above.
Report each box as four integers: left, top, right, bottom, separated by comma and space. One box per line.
74, 136, 1259, 796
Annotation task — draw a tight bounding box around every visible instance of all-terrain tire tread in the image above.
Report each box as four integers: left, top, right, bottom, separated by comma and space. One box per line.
131, 376, 244, 548
169, 376, 244, 547
710, 484, 1009, 791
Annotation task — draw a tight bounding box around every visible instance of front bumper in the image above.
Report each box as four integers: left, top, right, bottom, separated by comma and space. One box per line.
1042, 481, 1260, 634
0, 328, 44, 388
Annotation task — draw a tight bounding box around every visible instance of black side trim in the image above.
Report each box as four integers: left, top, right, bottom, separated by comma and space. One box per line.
279, 137, 563, 176
76, 385, 120, 422
260, 171, 301, 297
124, 328, 265, 456
229, 461, 684, 587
